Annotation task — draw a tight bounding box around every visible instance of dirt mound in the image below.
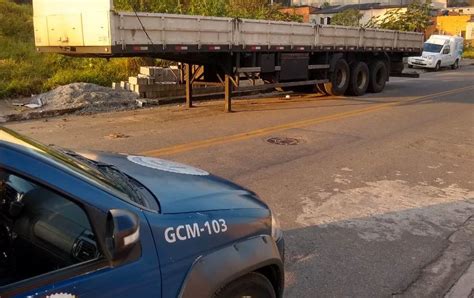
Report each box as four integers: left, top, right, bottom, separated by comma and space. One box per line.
34, 82, 139, 112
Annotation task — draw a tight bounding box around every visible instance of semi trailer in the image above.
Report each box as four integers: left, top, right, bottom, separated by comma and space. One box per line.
32, 0, 424, 112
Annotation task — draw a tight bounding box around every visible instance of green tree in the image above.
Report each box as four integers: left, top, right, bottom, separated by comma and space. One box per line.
114, 0, 302, 22
188, 0, 227, 16
114, 0, 184, 14
321, 2, 331, 9
331, 9, 363, 27
365, 0, 432, 32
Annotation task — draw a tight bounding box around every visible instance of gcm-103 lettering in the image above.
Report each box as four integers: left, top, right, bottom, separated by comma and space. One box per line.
164, 219, 228, 243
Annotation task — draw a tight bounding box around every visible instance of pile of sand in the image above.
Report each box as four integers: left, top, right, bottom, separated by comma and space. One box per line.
32, 83, 139, 112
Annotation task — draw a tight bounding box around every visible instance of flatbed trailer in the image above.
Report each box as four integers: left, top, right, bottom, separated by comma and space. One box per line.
33, 0, 424, 112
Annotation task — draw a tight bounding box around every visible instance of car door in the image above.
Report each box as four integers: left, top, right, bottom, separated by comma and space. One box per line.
0, 144, 162, 298
441, 45, 453, 67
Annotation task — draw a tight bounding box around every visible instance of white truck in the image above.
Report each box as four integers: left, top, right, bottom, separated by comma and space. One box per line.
408, 35, 464, 71
33, 0, 424, 111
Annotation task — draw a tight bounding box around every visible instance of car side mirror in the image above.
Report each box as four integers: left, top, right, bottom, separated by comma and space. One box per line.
106, 209, 141, 262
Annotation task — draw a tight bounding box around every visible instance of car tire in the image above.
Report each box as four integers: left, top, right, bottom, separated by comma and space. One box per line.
323, 58, 350, 96
346, 61, 369, 96
451, 59, 459, 70
214, 272, 276, 298
368, 60, 388, 93
408, 64, 413, 69
434, 61, 441, 71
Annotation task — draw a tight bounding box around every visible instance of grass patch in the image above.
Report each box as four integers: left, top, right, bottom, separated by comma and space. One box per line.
463, 49, 474, 59
0, 0, 147, 99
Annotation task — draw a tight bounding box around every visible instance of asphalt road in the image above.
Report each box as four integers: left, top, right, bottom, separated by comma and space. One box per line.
6, 66, 474, 297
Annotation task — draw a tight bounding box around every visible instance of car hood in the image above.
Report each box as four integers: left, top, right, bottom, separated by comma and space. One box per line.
78, 151, 268, 214
421, 51, 440, 58
410, 52, 439, 60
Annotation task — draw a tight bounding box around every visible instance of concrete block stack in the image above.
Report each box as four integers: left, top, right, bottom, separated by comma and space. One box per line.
113, 66, 182, 98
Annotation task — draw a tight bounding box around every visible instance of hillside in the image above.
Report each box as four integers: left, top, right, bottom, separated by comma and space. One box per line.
0, 0, 301, 99
0, 0, 138, 99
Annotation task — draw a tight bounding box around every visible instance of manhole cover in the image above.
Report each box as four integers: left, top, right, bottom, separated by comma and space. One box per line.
266, 137, 300, 146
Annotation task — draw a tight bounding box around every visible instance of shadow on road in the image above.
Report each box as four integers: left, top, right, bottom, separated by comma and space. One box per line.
283, 199, 474, 297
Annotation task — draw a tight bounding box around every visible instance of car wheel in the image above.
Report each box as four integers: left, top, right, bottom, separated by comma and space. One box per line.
368, 60, 388, 93
346, 61, 369, 96
323, 58, 350, 96
434, 61, 441, 71
408, 64, 413, 69
214, 272, 276, 298
451, 59, 459, 70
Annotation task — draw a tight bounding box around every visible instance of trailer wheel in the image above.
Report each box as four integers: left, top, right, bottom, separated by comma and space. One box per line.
347, 61, 369, 96
323, 59, 350, 96
368, 60, 388, 93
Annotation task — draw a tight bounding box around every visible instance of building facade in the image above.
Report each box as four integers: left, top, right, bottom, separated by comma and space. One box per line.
309, 3, 408, 25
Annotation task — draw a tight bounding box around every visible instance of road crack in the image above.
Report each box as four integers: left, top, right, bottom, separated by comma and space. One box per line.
393, 215, 474, 297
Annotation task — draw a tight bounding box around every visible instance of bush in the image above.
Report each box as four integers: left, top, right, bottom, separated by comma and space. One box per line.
0, 0, 302, 99
0, 0, 145, 99
463, 48, 474, 59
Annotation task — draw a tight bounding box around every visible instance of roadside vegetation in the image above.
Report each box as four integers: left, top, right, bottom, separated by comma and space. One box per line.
0, 0, 143, 99
114, 0, 302, 21
331, 0, 432, 32
330, 9, 363, 27
0, 0, 301, 99
463, 48, 474, 59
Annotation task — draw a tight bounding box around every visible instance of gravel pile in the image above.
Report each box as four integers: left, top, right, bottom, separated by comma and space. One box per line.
33, 83, 139, 113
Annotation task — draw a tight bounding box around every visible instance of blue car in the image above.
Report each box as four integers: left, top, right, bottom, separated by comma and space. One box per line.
0, 127, 284, 298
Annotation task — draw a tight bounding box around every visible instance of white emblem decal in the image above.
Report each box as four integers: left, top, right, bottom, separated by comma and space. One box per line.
127, 156, 209, 176
46, 294, 76, 298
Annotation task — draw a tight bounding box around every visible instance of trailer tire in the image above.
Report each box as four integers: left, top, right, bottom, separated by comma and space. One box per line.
368, 60, 388, 93
347, 61, 369, 96
323, 59, 350, 96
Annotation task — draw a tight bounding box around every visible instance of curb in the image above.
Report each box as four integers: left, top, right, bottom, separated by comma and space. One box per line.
445, 262, 474, 298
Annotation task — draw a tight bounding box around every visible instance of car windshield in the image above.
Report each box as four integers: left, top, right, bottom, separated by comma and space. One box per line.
54, 147, 150, 207
0, 127, 149, 208
423, 43, 443, 53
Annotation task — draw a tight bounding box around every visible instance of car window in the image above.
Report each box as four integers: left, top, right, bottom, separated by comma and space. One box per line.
0, 170, 101, 287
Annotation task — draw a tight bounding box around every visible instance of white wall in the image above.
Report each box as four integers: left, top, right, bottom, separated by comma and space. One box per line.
467, 22, 474, 41
310, 7, 407, 25
447, 6, 474, 14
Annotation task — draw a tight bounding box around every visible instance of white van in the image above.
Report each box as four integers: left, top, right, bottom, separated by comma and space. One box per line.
408, 35, 464, 71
